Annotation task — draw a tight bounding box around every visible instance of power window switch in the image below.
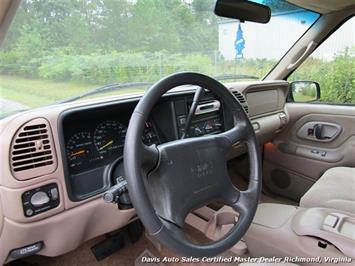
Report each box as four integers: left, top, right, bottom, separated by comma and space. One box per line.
50, 188, 59, 201
324, 215, 339, 228
307, 128, 314, 136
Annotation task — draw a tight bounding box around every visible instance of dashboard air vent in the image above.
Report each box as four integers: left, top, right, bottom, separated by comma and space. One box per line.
10, 118, 57, 180
233, 91, 249, 114
233, 91, 246, 103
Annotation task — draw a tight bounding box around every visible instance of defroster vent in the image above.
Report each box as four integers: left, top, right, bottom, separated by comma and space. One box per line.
233, 91, 249, 114
10, 118, 57, 180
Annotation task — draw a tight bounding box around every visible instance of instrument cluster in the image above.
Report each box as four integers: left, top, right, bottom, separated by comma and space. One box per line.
65, 119, 159, 174
61, 91, 229, 201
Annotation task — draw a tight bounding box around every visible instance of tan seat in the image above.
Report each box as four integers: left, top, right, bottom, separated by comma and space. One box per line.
300, 167, 355, 213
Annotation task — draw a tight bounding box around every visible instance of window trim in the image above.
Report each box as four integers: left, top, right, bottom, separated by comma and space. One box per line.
286, 15, 354, 106
262, 10, 321, 80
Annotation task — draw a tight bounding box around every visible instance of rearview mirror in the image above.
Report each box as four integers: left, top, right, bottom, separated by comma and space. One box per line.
290, 81, 321, 103
214, 0, 271, 23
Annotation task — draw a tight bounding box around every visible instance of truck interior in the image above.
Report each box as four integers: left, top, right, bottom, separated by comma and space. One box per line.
0, 0, 354, 265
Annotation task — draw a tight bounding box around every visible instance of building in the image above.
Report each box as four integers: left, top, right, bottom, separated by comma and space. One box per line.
218, 10, 354, 61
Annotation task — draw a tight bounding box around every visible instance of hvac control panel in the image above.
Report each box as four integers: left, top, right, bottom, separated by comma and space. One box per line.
175, 96, 225, 138
22, 183, 60, 217
177, 115, 223, 138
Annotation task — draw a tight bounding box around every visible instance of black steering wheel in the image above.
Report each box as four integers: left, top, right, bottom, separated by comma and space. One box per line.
123, 72, 261, 257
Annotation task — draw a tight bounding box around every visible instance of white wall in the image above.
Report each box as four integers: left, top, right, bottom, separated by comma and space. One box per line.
312, 17, 355, 61
219, 14, 354, 61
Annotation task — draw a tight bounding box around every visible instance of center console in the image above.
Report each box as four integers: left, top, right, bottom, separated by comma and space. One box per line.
292, 208, 355, 259
186, 203, 355, 265
244, 203, 355, 265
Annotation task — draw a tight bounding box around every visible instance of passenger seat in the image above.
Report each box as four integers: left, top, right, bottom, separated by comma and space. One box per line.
300, 167, 355, 213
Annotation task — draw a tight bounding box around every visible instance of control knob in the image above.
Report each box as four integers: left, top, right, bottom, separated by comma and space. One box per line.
30, 191, 50, 207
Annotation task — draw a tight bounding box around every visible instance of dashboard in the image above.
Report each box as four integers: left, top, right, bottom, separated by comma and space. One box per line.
60, 92, 232, 201
0, 80, 289, 264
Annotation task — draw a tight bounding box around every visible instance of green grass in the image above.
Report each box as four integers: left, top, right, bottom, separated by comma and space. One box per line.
0, 75, 101, 107
0, 75, 146, 109
293, 92, 315, 102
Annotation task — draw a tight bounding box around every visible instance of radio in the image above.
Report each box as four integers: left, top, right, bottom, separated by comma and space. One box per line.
175, 98, 224, 138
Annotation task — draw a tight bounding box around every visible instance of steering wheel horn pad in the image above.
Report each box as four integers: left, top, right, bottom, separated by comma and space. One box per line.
148, 135, 234, 227
124, 72, 261, 257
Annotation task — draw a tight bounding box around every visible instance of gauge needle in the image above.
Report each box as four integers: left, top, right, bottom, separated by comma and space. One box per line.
99, 140, 114, 151
70, 149, 86, 157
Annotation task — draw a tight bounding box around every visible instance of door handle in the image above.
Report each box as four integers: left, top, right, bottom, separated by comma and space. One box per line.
297, 121, 342, 142
314, 124, 330, 140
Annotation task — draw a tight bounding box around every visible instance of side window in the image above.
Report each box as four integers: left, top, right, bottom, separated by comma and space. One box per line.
288, 17, 355, 104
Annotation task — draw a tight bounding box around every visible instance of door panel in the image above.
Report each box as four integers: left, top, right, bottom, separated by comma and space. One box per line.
263, 103, 355, 202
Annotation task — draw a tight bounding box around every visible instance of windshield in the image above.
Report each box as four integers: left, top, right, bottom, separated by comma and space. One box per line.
0, 0, 319, 116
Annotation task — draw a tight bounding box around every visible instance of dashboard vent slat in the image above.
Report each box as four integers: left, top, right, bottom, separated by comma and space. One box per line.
24, 124, 46, 131
12, 147, 36, 155
13, 161, 54, 172
10, 118, 57, 180
13, 157, 53, 168
18, 129, 47, 137
15, 134, 49, 143
232, 91, 249, 114
12, 150, 52, 163
233, 91, 246, 103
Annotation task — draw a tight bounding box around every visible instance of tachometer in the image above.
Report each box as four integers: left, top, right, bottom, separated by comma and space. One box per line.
66, 131, 93, 169
94, 120, 127, 157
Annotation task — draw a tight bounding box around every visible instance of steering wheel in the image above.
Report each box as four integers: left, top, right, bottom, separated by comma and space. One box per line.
123, 72, 261, 257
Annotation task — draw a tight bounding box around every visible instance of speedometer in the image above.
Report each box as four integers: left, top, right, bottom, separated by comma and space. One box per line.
94, 120, 127, 157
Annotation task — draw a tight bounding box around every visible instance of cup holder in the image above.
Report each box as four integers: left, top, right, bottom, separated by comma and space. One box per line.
206, 210, 238, 240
